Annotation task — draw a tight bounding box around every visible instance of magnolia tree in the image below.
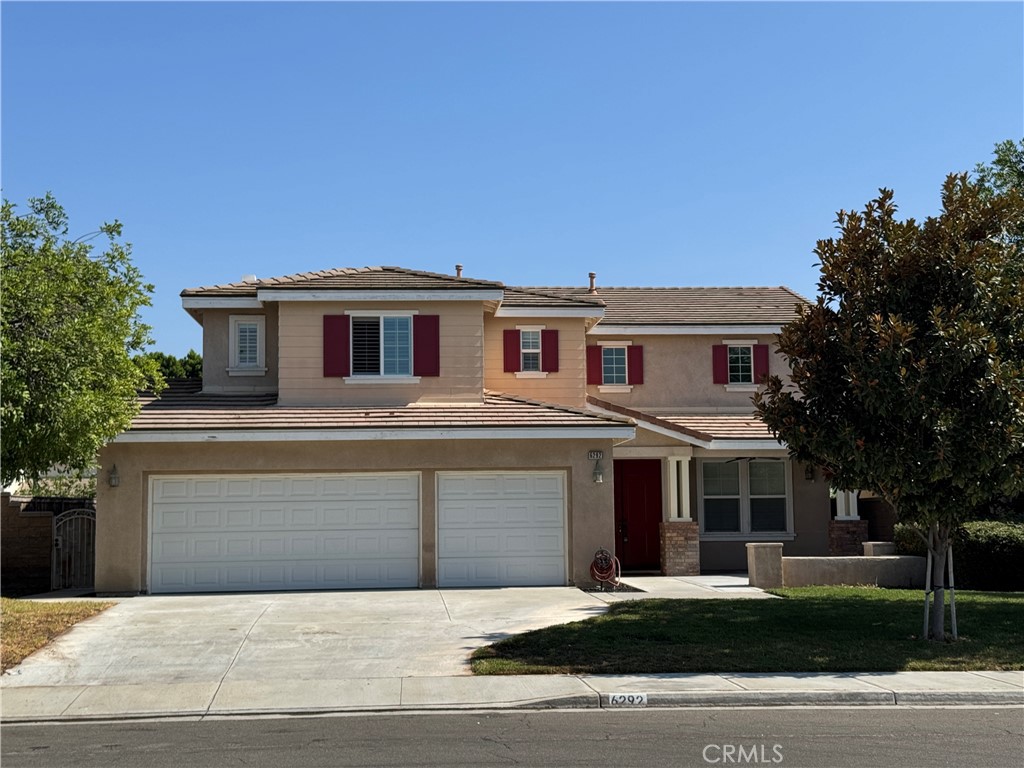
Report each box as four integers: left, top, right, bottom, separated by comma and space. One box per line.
1, 194, 162, 486
755, 168, 1024, 641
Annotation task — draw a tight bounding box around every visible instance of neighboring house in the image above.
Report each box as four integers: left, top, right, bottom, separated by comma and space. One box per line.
95, 266, 846, 595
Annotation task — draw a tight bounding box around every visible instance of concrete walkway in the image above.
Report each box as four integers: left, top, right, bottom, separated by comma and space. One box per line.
2, 579, 1020, 722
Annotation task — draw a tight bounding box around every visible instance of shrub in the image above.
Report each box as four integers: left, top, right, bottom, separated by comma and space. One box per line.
894, 521, 1024, 591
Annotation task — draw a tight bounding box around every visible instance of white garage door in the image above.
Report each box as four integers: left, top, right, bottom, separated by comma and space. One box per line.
149, 473, 419, 593
437, 472, 566, 587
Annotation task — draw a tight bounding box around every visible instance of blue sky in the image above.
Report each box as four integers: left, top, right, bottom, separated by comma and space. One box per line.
3, 2, 1022, 356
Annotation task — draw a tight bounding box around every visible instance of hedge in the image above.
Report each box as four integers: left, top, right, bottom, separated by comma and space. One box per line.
894, 521, 1024, 591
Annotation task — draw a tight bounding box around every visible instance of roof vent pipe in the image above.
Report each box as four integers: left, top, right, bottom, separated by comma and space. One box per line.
588, 272, 597, 294
241, 274, 257, 284
455, 264, 464, 278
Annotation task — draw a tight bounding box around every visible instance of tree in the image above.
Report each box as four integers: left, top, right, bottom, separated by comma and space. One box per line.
974, 138, 1024, 197
1, 194, 163, 486
754, 172, 1024, 641
136, 349, 202, 380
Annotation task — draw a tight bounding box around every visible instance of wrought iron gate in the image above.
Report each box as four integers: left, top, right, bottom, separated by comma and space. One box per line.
52, 508, 96, 590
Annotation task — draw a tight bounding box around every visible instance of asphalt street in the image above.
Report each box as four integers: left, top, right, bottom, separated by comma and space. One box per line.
3, 707, 1021, 768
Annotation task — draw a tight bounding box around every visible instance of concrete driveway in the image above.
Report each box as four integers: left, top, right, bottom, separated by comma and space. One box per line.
2, 588, 610, 688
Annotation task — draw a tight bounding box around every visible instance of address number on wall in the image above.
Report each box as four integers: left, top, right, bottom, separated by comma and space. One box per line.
608, 693, 648, 707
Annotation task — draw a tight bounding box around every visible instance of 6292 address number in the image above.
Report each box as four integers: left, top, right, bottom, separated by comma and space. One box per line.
608, 693, 648, 707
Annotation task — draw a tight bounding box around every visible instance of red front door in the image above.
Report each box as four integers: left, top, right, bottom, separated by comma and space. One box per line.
614, 459, 663, 571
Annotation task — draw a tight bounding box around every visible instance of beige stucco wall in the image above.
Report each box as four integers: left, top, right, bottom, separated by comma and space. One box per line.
275, 301, 484, 405
201, 306, 279, 393
586, 334, 784, 410
483, 316, 588, 407
95, 437, 616, 594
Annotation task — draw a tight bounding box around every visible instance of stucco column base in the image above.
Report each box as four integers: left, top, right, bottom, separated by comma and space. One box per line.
863, 541, 896, 557
660, 520, 699, 576
746, 542, 783, 588
829, 519, 869, 555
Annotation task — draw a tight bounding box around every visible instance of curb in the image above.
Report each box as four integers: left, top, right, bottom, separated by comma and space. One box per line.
2, 690, 1020, 724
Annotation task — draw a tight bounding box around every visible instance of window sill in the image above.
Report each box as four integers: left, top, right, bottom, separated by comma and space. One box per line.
343, 376, 421, 385
227, 367, 267, 377
514, 371, 548, 379
724, 384, 759, 392
700, 532, 796, 541
598, 385, 632, 393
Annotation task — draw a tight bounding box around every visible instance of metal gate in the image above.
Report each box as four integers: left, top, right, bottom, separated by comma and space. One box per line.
52, 508, 96, 590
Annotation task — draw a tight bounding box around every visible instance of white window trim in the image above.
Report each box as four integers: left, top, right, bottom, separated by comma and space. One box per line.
598, 384, 632, 393
596, 339, 632, 346
724, 341, 755, 386
696, 458, 794, 539
725, 384, 759, 393
518, 326, 543, 374
227, 315, 266, 376
349, 314, 414, 378
515, 371, 548, 379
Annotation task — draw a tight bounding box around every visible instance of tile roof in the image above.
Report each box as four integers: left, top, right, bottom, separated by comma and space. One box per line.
518, 286, 809, 325
587, 397, 780, 445
126, 380, 632, 433
181, 266, 505, 296
498, 287, 605, 309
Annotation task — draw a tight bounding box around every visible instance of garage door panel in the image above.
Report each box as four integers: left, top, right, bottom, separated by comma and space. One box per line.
437, 472, 566, 587
150, 473, 419, 593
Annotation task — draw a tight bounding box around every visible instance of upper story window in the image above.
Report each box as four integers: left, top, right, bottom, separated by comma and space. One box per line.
520, 330, 541, 372
586, 343, 643, 390
602, 347, 627, 385
503, 327, 559, 376
699, 459, 791, 537
713, 341, 769, 389
322, 313, 440, 381
228, 315, 266, 376
352, 315, 412, 376
728, 345, 753, 384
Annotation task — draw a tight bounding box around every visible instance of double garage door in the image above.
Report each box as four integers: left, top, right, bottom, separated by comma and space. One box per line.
149, 472, 566, 593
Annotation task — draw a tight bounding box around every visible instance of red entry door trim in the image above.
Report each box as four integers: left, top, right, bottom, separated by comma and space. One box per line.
613, 459, 663, 571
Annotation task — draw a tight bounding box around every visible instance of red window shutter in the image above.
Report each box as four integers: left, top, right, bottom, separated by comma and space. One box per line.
503, 329, 521, 373
323, 315, 350, 377
586, 346, 602, 385
712, 345, 729, 384
413, 315, 440, 377
753, 344, 770, 383
540, 329, 559, 373
627, 345, 644, 385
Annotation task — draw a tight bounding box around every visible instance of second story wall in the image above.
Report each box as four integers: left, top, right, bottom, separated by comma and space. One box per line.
201, 305, 279, 394
277, 300, 484, 406
483, 316, 588, 407
585, 332, 785, 411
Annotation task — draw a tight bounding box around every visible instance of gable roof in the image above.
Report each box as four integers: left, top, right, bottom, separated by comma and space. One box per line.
181, 266, 505, 297
517, 286, 809, 325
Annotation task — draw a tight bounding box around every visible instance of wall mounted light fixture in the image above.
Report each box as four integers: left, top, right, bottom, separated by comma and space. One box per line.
804, 464, 815, 482
592, 458, 605, 484
108, 464, 120, 488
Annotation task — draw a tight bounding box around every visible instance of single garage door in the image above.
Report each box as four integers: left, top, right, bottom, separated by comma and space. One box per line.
437, 472, 566, 587
149, 473, 419, 593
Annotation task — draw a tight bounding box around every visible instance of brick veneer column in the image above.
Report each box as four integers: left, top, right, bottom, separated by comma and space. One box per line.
660, 519, 700, 576
829, 519, 869, 555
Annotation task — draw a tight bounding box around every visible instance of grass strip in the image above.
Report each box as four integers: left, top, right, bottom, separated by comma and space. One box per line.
471, 587, 1024, 675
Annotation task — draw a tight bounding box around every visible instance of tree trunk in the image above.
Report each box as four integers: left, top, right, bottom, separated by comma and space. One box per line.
928, 523, 951, 641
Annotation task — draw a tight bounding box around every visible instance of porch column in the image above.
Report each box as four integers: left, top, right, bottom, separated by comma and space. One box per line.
835, 490, 860, 520
661, 456, 699, 576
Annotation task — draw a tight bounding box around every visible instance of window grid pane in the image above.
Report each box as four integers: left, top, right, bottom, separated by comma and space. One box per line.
748, 461, 786, 496
237, 323, 258, 366
702, 462, 740, 496
382, 316, 411, 376
750, 498, 787, 532
704, 498, 741, 532
728, 346, 753, 383
602, 347, 627, 385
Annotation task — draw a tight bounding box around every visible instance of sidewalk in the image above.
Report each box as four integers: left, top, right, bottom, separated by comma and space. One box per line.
3, 671, 1021, 722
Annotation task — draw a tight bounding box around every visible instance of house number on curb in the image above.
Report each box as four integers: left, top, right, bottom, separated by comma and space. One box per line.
608, 694, 648, 706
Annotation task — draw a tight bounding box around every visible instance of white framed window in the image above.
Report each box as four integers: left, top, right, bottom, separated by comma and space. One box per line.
351, 315, 412, 377
228, 315, 266, 375
728, 345, 753, 384
602, 346, 627, 385
520, 329, 541, 372
698, 459, 793, 538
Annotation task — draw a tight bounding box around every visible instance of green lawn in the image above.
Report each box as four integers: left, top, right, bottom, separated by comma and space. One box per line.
471, 587, 1024, 675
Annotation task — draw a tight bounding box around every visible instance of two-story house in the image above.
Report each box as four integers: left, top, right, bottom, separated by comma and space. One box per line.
94, 266, 838, 595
